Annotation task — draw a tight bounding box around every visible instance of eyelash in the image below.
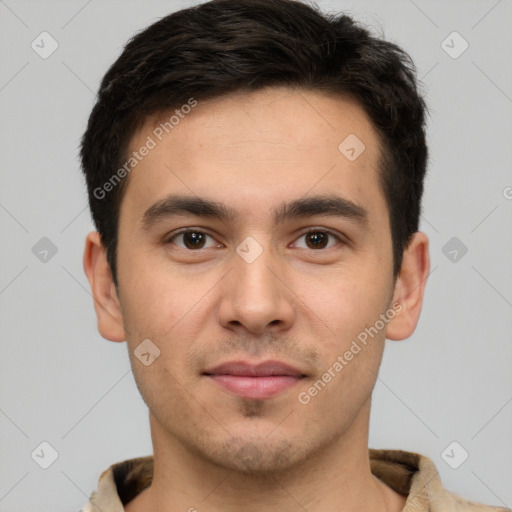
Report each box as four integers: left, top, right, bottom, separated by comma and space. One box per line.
164, 228, 345, 251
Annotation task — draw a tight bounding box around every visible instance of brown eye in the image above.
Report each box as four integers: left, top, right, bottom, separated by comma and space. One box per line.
294, 230, 341, 250
168, 230, 218, 250
305, 232, 328, 249
182, 231, 206, 249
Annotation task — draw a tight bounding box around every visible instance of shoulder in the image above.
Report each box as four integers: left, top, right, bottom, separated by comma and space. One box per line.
433, 487, 510, 511
81, 456, 154, 511
369, 448, 510, 512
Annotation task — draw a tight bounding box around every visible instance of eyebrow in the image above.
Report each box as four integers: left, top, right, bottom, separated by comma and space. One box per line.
140, 193, 368, 232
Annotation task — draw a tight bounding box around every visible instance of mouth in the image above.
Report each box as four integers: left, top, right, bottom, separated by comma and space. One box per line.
203, 360, 307, 400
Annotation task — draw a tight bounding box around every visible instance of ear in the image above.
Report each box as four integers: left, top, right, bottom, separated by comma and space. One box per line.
83, 231, 126, 342
385, 231, 430, 341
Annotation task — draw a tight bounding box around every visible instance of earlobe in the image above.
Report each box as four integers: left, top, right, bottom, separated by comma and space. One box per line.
385, 231, 430, 341
83, 231, 126, 342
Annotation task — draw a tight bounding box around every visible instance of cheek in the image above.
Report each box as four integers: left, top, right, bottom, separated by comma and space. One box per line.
117, 245, 205, 339
131, 359, 201, 436
295, 270, 391, 402
298, 266, 390, 341
298, 278, 388, 416
117, 256, 220, 396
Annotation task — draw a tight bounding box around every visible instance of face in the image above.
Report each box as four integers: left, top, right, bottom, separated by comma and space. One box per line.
110, 87, 403, 473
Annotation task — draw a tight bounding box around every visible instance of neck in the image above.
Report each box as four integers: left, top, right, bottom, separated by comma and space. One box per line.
126, 400, 405, 512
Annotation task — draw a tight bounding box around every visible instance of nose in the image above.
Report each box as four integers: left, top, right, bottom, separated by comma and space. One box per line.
217, 243, 295, 336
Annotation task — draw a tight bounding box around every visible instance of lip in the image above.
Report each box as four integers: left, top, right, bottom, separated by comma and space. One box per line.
203, 360, 306, 400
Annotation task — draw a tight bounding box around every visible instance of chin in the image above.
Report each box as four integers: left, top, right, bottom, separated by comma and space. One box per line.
202, 436, 303, 475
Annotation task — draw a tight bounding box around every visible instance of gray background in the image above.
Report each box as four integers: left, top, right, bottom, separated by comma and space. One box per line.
0, 0, 511, 510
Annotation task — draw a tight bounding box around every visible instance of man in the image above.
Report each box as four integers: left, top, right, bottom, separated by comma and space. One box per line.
79, 0, 509, 510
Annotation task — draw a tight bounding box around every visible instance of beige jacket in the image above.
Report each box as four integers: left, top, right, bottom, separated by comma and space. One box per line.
81, 449, 510, 511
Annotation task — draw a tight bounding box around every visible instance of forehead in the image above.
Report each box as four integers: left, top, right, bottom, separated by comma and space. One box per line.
119, 87, 387, 230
